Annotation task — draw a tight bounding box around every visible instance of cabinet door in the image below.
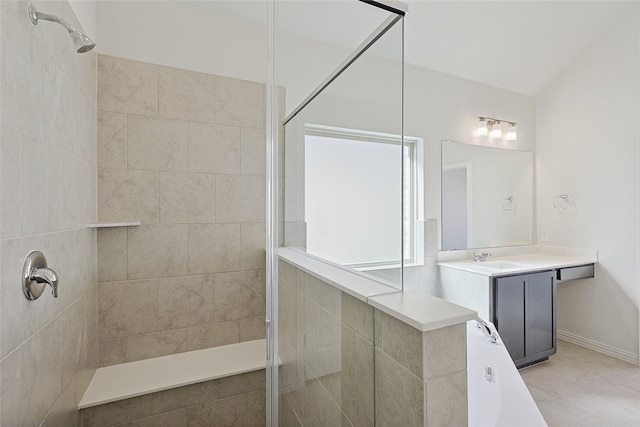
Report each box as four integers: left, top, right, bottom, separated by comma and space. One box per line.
527, 271, 556, 356
494, 275, 526, 361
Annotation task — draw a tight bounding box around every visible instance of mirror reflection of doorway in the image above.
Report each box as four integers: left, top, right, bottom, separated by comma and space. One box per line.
442, 163, 470, 250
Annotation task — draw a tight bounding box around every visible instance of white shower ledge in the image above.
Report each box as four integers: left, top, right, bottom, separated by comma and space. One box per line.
279, 247, 477, 332
79, 339, 266, 409
86, 221, 142, 228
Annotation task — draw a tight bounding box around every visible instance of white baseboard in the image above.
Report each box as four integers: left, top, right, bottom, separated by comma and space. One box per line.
557, 329, 639, 365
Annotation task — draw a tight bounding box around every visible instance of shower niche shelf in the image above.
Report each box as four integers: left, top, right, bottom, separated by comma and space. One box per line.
86, 221, 142, 228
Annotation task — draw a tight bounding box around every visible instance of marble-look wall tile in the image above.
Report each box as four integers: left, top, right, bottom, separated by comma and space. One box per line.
1, 3, 97, 426
214, 76, 265, 129
245, 389, 267, 426
1, 234, 47, 358
158, 66, 213, 123
187, 224, 241, 274
96, 55, 268, 362
303, 273, 321, 304
85, 284, 100, 358
241, 127, 266, 176
158, 173, 215, 224
158, 275, 215, 329
1, 126, 21, 239
184, 393, 250, 426
216, 175, 265, 223
126, 329, 188, 362
241, 222, 266, 271
116, 408, 188, 427
281, 397, 303, 427
127, 115, 188, 172
341, 293, 374, 343
151, 370, 264, 414
239, 316, 265, 342
186, 322, 240, 351
1, 1, 45, 139
44, 230, 78, 310
41, 379, 76, 427
279, 280, 297, 352
61, 297, 86, 389
80, 394, 154, 427
214, 270, 266, 322
97, 228, 127, 283
375, 310, 423, 378
98, 112, 127, 169
76, 228, 98, 293
98, 279, 158, 340
76, 343, 98, 406
425, 370, 468, 426
127, 225, 188, 279
98, 169, 158, 224
423, 323, 467, 380
188, 122, 240, 174
303, 377, 350, 427
279, 259, 296, 287
319, 279, 341, 319
337, 326, 356, 421
21, 131, 51, 234
0, 319, 63, 427
374, 349, 423, 427
98, 337, 127, 367
98, 55, 158, 116
354, 333, 375, 427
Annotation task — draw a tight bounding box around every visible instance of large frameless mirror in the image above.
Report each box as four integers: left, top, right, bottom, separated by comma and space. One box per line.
441, 140, 534, 250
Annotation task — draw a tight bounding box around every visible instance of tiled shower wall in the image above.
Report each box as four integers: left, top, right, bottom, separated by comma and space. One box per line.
0, 1, 98, 425
278, 259, 468, 427
96, 55, 267, 366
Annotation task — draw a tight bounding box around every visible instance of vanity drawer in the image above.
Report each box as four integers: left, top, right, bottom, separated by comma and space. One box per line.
556, 264, 595, 281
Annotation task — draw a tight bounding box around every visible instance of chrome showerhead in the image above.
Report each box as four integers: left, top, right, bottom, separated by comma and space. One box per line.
27, 3, 95, 53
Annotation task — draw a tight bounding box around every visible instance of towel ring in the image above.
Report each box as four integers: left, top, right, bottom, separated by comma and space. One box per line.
502, 196, 516, 212
553, 194, 572, 211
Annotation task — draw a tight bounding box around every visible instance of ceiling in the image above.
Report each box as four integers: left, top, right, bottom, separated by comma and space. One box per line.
404, 1, 635, 95
185, 0, 635, 96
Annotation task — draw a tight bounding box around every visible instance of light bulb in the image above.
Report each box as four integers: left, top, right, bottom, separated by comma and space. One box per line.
505, 123, 518, 141
490, 121, 502, 139
477, 118, 489, 137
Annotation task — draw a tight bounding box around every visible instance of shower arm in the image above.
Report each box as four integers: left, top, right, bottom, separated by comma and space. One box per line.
28, 4, 75, 32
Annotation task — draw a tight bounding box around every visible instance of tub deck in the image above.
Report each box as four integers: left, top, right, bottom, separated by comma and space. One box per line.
79, 339, 266, 409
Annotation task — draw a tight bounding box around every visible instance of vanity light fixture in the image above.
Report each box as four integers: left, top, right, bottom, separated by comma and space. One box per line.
477, 116, 517, 142
476, 117, 489, 137
505, 123, 518, 141
490, 121, 502, 139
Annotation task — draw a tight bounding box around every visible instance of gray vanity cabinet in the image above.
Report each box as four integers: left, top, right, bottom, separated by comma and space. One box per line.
492, 270, 556, 368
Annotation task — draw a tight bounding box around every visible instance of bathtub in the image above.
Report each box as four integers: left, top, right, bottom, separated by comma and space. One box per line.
467, 321, 547, 427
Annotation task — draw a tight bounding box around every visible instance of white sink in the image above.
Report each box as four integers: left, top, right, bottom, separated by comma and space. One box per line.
478, 261, 533, 269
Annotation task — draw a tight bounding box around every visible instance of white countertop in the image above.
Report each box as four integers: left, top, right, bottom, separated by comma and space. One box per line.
438, 246, 597, 277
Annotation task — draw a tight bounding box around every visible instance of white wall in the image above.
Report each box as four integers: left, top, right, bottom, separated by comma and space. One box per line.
95, 0, 352, 115
69, 0, 96, 39
406, 65, 536, 251
536, 8, 640, 361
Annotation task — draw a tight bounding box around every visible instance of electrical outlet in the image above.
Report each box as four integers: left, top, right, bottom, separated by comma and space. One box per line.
539, 229, 549, 242
524, 228, 532, 240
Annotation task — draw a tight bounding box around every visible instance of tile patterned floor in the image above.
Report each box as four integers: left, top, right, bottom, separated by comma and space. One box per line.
518, 340, 640, 426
